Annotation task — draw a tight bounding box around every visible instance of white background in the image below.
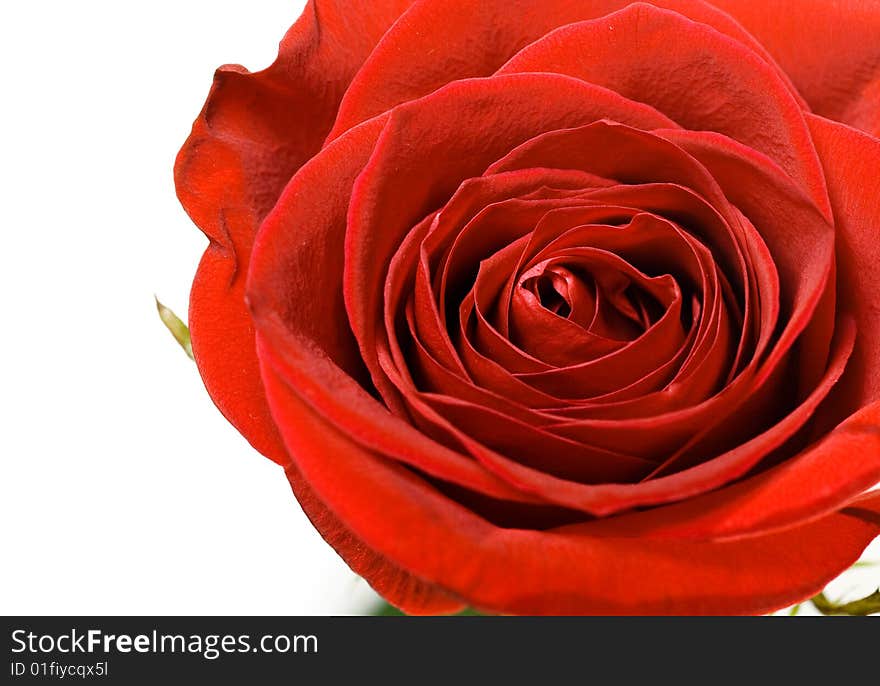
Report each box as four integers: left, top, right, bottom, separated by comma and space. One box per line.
0, 0, 380, 615
0, 1, 876, 616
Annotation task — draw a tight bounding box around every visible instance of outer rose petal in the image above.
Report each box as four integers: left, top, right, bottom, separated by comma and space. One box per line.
711, 0, 880, 136
175, 0, 413, 463
326, 0, 807, 141
285, 462, 465, 615
497, 3, 829, 212
259, 345, 880, 615
807, 115, 880, 421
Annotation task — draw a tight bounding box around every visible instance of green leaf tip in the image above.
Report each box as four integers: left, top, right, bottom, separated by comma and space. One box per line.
155, 296, 194, 360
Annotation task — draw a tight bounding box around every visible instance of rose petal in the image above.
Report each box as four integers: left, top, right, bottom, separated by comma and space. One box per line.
326, 0, 806, 141
176, 0, 415, 463
434, 321, 854, 515
808, 114, 880, 426
498, 2, 829, 212
261, 351, 880, 614
712, 0, 880, 136
286, 462, 464, 615
654, 128, 837, 398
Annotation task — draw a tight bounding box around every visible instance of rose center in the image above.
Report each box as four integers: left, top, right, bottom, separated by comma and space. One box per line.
524, 268, 575, 319
518, 259, 660, 342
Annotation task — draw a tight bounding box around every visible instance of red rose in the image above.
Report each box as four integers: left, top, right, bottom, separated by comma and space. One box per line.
176, 0, 880, 614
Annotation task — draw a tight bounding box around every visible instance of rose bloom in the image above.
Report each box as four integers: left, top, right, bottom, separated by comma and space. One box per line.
175, 0, 880, 615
